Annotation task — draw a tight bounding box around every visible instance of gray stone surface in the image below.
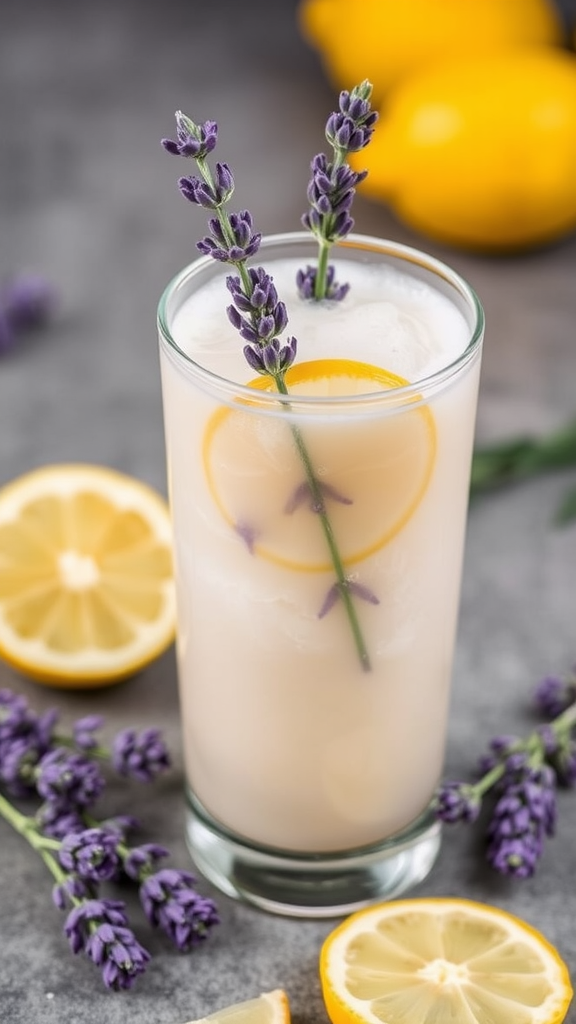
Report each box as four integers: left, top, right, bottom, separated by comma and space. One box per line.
1, 1, 575, 1021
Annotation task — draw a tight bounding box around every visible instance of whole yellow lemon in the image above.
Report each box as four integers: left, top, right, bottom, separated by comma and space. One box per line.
351, 50, 576, 252
298, 0, 565, 100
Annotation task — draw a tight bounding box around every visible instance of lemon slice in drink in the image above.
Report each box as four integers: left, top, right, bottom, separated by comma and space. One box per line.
203, 359, 436, 573
184, 991, 290, 1024
0, 464, 175, 687
320, 898, 573, 1024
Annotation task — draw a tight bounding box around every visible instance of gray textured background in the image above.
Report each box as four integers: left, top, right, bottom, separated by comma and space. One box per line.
1, 1, 575, 1022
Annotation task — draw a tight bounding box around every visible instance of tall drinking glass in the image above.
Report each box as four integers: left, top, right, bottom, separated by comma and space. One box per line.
157, 233, 484, 917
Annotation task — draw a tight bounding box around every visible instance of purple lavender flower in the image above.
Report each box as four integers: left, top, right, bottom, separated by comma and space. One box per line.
64, 899, 150, 991
486, 764, 557, 878
226, 269, 288, 342
139, 868, 219, 951
487, 833, 543, 878
0, 690, 57, 796
534, 674, 576, 720
433, 781, 481, 824
296, 264, 349, 301
35, 747, 105, 809
302, 154, 366, 245
111, 727, 170, 782
99, 814, 139, 837
226, 268, 297, 377
123, 843, 169, 881
37, 800, 85, 840
299, 80, 377, 301
178, 161, 234, 210
52, 874, 97, 910
72, 715, 104, 752
326, 86, 378, 153
197, 210, 261, 263
59, 828, 121, 883
477, 734, 519, 774
162, 112, 218, 159
0, 274, 55, 353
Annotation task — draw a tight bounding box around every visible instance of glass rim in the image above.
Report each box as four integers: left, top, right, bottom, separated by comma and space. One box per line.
157, 231, 485, 411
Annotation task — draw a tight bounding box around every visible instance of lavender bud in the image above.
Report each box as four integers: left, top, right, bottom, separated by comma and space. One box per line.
0, 691, 58, 794
262, 339, 281, 374
64, 899, 150, 990
279, 336, 297, 371
485, 761, 557, 878
296, 264, 349, 302
59, 828, 121, 882
35, 748, 105, 810
123, 843, 169, 881
196, 237, 230, 262
487, 834, 543, 878
214, 161, 234, 198
243, 345, 267, 374
38, 800, 85, 840
162, 114, 218, 159
111, 727, 170, 782
433, 781, 481, 824
139, 868, 219, 952
534, 674, 576, 719
53, 875, 96, 909
72, 715, 104, 751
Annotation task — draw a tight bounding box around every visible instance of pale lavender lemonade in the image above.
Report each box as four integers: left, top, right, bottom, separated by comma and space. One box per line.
159, 240, 482, 868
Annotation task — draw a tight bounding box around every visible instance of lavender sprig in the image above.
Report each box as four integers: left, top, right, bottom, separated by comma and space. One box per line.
162, 102, 378, 670
138, 867, 220, 950
299, 79, 378, 301
0, 688, 172, 797
0, 690, 218, 989
64, 899, 150, 991
433, 670, 576, 877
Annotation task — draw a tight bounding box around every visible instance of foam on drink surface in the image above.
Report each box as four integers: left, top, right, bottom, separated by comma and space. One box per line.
172, 257, 470, 385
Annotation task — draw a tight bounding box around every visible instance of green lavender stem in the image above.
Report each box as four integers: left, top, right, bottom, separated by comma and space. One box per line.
314, 239, 332, 301
274, 372, 372, 671
0, 790, 72, 891
195, 155, 373, 672
470, 700, 576, 801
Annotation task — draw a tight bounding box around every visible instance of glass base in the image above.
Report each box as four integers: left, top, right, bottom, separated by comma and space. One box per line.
185, 792, 442, 919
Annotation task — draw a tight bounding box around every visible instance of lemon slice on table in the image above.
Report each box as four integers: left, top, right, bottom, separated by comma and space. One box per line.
320, 898, 573, 1024
0, 464, 175, 688
203, 359, 436, 573
185, 990, 290, 1024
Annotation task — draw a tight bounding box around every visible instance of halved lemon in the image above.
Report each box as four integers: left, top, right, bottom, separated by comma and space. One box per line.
0, 464, 176, 687
320, 897, 573, 1024
202, 359, 436, 573
185, 990, 290, 1024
